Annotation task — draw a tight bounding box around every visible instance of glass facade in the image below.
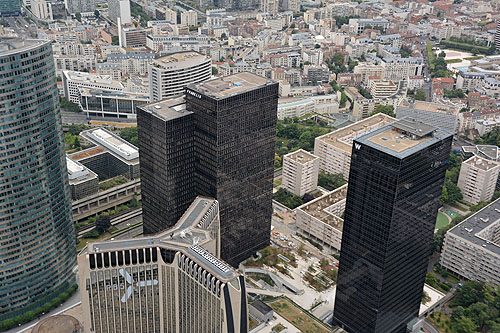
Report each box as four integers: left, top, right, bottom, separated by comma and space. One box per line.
186, 83, 279, 267
0, 0, 20, 16
137, 104, 196, 234
0, 40, 76, 319
333, 129, 452, 333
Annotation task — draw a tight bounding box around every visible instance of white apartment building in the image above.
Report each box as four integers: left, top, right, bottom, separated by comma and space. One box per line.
260, 0, 278, 16
314, 114, 395, 179
108, 0, 131, 24
348, 18, 389, 34
396, 99, 460, 134
456, 72, 485, 91
54, 54, 96, 75
369, 80, 398, 99
107, 52, 155, 76
66, 0, 95, 14
440, 198, 500, 285
148, 51, 211, 102
381, 57, 424, 82
303, 49, 323, 66
352, 97, 398, 120
457, 156, 500, 205
96, 63, 122, 80
296, 185, 347, 251
146, 35, 210, 53
62, 71, 125, 104
282, 149, 319, 196
52, 42, 96, 56
353, 63, 385, 83
78, 197, 248, 333
181, 10, 198, 26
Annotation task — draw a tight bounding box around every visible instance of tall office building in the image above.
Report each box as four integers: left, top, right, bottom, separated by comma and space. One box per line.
78, 197, 248, 333
0, 39, 76, 320
148, 51, 211, 102
496, 21, 500, 52
138, 73, 278, 267
137, 97, 196, 234
0, 0, 21, 16
108, 0, 131, 24
186, 73, 279, 266
333, 118, 452, 333
65, 0, 95, 14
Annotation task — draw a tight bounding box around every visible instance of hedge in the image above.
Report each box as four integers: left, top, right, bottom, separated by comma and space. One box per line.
0, 284, 78, 331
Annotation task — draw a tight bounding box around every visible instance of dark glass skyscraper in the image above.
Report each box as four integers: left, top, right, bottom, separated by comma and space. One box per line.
0, 40, 76, 319
138, 73, 278, 267
137, 97, 196, 233
333, 119, 452, 333
185, 73, 278, 266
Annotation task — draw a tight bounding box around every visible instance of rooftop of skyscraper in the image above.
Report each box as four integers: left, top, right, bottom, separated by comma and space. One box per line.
188, 72, 274, 99
448, 197, 500, 255
152, 51, 209, 69
0, 38, 45, 55
138, 96, 192, 121
356, 118, 452, 158
83, 196, 240, 281
315, 113, 395, 153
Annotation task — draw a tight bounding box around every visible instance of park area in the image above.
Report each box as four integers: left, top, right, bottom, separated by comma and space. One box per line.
435, 209, 456, 230
268, 298, 330, 333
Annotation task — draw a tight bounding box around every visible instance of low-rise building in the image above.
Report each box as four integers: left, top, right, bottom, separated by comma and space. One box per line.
296, 185, 347, 251
381, 57, 424, 82
54, 54, 96, 75
62, 71, 124, 104
72, 128, 140, 181
314, 113, 395, 178
369, 80, 398, 99
456, 71, 485, 91
440, 198, 500, 285
79, 88, 149, 119
66, 156, 99, 201
282, 149, 319, 196
396, 100, 460, 133
457, 156, 500, 205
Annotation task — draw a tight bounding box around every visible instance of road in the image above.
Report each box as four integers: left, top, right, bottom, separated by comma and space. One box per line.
274, 168, 282, 178
61, 111, 89, 125
113, 225, 143, 239
423, 320, 440, 333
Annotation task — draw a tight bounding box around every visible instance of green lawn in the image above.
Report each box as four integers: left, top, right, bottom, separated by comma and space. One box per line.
435, 212, 450, 229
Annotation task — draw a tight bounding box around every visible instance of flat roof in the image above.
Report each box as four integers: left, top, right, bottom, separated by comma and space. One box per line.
357, 119, 452, 158
188, 72, 273, 99
153, 51, 209, 69
448, 197, 500, 256
296, 185, 348, 232
398, 99, 460, 116
464, 155, 500, 171
315, 113, 395, 154
79, 88, 149, 101
83, 128, 139, 161
138, 96, 192, 121
391, 118, 437, 137
0, 39, 45, 56
284, 149, 318, 164
250, 300, 273, 315
462, 145, 500, 161
85, 197, 239, 280
66, 156, 98, 184
63, 71, 123, 89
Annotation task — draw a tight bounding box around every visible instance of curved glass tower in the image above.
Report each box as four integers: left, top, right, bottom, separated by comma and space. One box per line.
0, 40, 76, 320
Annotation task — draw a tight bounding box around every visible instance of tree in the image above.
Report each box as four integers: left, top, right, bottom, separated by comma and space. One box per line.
111, 36, 119, 46
332, 52, 344, 66
212, 66, 218, 75
220, 33, 227, 40
443, 181, 462, 204
370, 105, 395, 117
94, 9, 100, 18
318, 171, 347, 190
274, 153, 281, 169
425, 273, 439, 289
339, 92, 347, 108
60, 97, 80, 113
451, 306, 465, 321
96, 214, 111, 233
120, 127, 138, 146
415, 89, 427, 101
75, 12, 82, 22
451, 316, 478, 333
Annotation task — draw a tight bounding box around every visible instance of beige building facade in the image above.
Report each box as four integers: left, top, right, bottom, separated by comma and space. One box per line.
314, 113, 395, 179
282, 149, 319, 196
78, 197, 248, 333
457, 156, 500, 205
